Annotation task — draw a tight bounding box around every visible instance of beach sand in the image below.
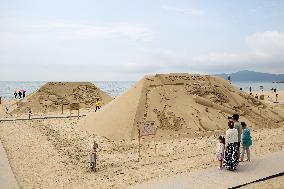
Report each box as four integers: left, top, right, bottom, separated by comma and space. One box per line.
0, 77, 284, 188
242, 176, 284, 189
0, 116, 283, 188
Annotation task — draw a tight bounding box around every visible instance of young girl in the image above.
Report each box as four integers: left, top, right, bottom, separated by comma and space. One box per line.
216, 136, 225, 169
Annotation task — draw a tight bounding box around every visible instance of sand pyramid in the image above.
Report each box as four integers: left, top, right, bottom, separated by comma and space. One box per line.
12, 82, 112, 114
79, 74, 283, 140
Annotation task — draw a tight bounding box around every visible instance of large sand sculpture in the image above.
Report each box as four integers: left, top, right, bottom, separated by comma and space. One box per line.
79, 74, 283, 140
12, 82, 112, 114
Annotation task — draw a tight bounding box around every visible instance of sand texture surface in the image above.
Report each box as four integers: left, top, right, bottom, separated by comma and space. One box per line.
242, 176, 284, 189
79, 74, 283, 140
0, 116, 283, 188
0, 74, 284, 189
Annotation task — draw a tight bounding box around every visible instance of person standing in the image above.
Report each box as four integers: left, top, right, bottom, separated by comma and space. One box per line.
224, 121, 239, 171
23, 91, 26, 98
231, 114, 242, 160
240, 122, 252, 162
231, 114, 242, 146
14, 91, 17, 99
18, 91, 22, 99
216, 136, 225, 169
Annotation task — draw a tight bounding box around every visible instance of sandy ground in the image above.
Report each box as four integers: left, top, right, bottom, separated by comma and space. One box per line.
241, 176, 284, 189
0, 113, 283, 188
0, 83, 283, 188
250, 91, 284, 104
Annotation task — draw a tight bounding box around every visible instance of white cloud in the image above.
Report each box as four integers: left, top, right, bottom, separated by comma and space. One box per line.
125, 31, 284, 74
246, 31, 284, 55
0, 21, 154, 42
162, 5, 205, 16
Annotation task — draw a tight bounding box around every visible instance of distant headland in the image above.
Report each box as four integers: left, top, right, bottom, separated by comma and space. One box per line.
216, 70, 284, 82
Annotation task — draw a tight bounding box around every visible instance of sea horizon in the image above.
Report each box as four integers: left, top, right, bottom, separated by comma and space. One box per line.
1, 80, 284, 99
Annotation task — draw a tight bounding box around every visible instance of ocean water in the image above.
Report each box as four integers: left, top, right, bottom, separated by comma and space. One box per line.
0, 81, 135, 99
232, 81, 284, 92
0, 81, 283, 99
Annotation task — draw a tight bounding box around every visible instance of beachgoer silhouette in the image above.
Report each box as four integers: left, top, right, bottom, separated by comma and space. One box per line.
23, 91, 26, 98
274, 88, 277, 93
249, 86, 252, 92
14, 91, 17, 99
18, 91, 22, 99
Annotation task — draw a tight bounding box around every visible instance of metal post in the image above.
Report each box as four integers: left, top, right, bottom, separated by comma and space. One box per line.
61, 104, 64, 114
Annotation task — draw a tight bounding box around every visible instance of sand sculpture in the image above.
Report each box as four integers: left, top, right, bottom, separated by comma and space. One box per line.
79, 73, 283, 140
12, 82, 112, 114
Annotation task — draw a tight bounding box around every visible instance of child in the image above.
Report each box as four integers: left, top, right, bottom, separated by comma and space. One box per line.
216, 136, 225, 169
95, 98, 101, 112
240, 122, 252, 162
89, 141, 98, 172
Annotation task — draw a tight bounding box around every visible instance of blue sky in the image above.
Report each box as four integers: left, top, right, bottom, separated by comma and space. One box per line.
0, 0, 284, 81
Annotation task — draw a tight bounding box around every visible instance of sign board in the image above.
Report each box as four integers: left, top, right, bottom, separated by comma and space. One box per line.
70, 103, 79, 110
259, 95, 264, 100
139, 121, 156, 136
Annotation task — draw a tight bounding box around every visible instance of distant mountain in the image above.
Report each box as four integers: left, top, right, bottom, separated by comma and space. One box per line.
216, 70, 284, 82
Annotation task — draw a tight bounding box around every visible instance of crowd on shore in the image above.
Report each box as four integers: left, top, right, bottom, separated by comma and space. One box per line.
13, 90, 26, 99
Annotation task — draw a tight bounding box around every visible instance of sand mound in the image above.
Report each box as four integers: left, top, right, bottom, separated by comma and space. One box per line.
79, 74, 283, 140
12, 82, 112, 114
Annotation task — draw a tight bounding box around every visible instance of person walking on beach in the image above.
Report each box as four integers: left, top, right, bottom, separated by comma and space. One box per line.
216, 136, 225, 169
240, 122, 252, 162
95, 98, 101, 112
14, 91, 17, 99
18, 91, 22, 99
224, 120, 239, 171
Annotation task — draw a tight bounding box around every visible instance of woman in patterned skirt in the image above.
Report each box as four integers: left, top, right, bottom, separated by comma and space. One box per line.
224, 120, 239, 170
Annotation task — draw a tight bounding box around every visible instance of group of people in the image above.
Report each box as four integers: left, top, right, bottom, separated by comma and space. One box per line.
14, 90, 26, 99
216, 114, 252, 171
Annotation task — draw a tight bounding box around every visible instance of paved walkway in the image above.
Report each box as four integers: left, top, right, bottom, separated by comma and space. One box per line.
132, 150, 284, 189
0, 141, 19, 189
